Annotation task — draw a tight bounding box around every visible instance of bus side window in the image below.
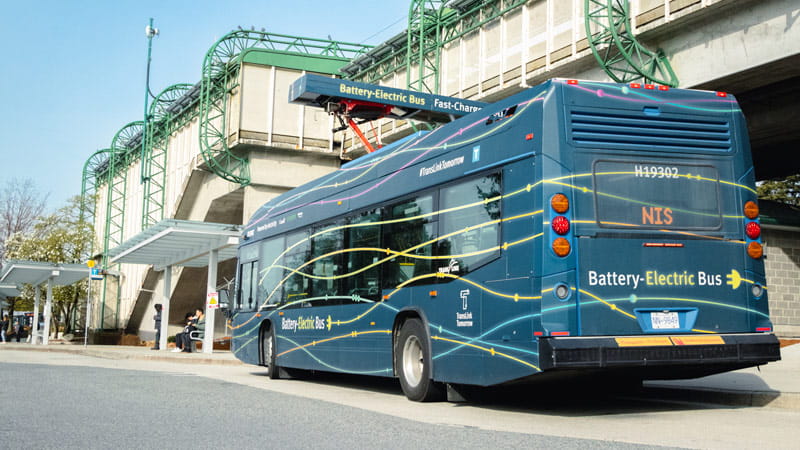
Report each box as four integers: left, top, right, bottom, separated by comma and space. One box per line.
345, 209, 381, 301
310, 222, 343, 304
438, 172, 502, 275
238, 243, 259, 311
283, 230, 311, 306
382, 194, 437, 289
258, 236, 285, 308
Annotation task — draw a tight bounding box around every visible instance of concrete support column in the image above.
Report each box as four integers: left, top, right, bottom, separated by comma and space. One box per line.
203, 249, 218, 354
31, 285, 41, 344
43, 275, 55, 345
159, 266, 171, 351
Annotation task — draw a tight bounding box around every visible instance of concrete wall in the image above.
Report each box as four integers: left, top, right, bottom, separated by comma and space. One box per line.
763, 228, 800, 337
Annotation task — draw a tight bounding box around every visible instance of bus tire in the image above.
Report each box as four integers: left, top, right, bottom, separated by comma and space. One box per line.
261, 327, 279, 380
395, 318, 444, 402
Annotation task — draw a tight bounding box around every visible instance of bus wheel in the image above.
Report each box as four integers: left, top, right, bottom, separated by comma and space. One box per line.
262, 327, 279, 380
396, 318, 444, 402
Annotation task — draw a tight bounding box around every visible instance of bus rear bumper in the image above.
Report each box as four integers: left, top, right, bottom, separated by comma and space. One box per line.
538, 333, 781, 378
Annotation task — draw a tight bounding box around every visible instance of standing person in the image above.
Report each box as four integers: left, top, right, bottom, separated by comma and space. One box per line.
151, 304, 162, 350
0, 315, 9, 343
13, 318, 21, 342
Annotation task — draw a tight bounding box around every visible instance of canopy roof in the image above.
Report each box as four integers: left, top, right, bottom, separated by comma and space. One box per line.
0, 284, 20, 298
0, 261, 89, 286
107, 219, 241, 270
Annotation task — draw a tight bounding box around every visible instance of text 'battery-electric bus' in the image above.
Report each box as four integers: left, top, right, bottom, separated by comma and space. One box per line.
229, 78, 780, 401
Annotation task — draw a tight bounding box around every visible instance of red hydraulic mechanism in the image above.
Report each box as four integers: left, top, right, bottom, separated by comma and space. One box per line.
329, 99, 395, 153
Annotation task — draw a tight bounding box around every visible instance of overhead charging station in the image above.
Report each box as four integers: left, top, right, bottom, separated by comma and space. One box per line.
289, 74, 486, 153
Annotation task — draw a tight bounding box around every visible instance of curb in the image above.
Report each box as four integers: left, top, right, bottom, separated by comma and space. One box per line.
642, 385, 800, 410
3, 344, 244, 366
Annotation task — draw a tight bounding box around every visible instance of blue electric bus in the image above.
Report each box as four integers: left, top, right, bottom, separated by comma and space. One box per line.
230, 78, 780, 401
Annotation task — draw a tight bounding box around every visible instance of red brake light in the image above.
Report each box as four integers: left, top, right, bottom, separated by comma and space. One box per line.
658, 85, 669, 91
567, 79, 579, 85
745, 222, 761, 239
630, 83, 641, 88
716, 91, 727, 97
552, 216, 570, 235
644, 84, 655, 90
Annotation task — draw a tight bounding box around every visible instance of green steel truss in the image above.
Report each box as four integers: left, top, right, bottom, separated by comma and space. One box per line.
197, 31, 373, 186
103, 121, 144, 263
347, 0, 526, 91
407, 1, 445, 94
584, 0, 678, 86
79, 148, 112, 241
142, 83, 194, 229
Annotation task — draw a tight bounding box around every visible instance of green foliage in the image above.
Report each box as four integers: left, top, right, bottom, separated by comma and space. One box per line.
757, 175, 800, 206
4, 195, 93, 333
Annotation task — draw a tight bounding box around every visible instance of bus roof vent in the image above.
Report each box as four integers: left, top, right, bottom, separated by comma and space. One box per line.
569, 109, 732, 153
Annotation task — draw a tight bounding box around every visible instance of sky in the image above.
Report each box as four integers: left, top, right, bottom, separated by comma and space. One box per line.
0, 0, 410, 211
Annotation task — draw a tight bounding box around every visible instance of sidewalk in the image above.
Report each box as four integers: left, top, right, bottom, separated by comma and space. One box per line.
0, 341, 243, 366
644, 342, 800, 410
2, 340, 797, 409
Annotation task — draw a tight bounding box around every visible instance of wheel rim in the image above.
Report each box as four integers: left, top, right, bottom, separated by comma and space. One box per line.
402, 335, 424, 387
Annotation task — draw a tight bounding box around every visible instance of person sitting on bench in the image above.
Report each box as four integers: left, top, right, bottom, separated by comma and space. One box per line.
172, 312, 195, 353
189, 307, 205, 348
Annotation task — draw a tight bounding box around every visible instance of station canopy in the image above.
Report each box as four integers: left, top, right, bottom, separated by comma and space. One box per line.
0, 284, 20, 297
0, 261, 90, 286
107, 219, 241, 270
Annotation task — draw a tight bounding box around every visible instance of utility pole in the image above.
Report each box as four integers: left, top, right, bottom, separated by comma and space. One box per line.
141, 18, 159, 183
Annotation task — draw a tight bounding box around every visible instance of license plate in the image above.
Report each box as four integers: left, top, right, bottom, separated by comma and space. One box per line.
651, 312, 679, 329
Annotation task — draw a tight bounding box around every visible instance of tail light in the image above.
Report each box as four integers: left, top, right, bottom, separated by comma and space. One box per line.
747, 242, 763, 259
551, 193, 569, 213
743, 201, 762, 259
745, 222, 761, 239
552, 216, 570, 235
744, 201, 759, 219
553, 237, 571, 257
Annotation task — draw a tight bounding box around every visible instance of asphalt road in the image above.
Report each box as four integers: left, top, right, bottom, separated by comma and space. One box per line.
0, 362, 667, 449
0, 351, 797, 449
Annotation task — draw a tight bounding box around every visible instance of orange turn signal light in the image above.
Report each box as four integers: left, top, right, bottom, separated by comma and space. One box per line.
747, 241, 763, 259
553, 237, 571, 257
744, 201, 759, 219
551, 193, 569, 213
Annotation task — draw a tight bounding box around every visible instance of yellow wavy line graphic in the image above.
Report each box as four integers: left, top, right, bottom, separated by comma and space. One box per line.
386, 272, 541, 302
431, 335, 541, 371
276, 329, 392, 357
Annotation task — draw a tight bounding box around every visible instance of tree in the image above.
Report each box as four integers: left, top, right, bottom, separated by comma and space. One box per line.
4, 196, 93, 336
0, 178, 48, 263
757, 174, 800, 206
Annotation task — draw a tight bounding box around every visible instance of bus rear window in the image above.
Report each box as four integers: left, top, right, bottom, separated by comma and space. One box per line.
593, 160, 721, 230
